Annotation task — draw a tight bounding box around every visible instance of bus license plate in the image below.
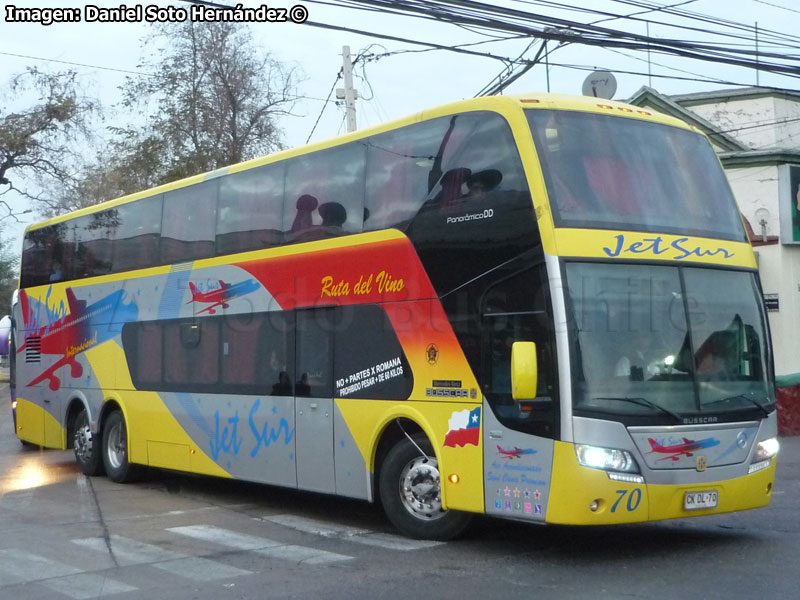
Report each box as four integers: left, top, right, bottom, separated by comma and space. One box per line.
684, 490, 718, 510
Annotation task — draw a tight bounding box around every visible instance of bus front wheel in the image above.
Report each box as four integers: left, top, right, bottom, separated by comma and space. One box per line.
102, 410, 137, 483
73, 407, 104, 476
379, 435, 471, 540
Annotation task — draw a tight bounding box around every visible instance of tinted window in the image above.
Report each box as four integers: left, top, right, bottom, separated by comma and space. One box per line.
405, 112, 537, 294
113, 195, 162, 272
123, 311, 296, 395
54, 220, 79, 282
284, 143, 366, 243
683, 269, 771, 407
164, 319, 220, 387
161, 181, 218, 264
135, 322, 163, 385
482, 265, 557, 437
217, 164, 285, 255
295, 309, 334, 397
21, 223, 66, 287
364, 118, 453, 231
74, 210, 118, 278
565, 263, 773, 424
527, 109, 747, 241
220, 311, 295, 395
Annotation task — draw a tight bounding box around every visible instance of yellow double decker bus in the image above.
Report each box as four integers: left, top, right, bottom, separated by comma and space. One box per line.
11, 93, 779, 539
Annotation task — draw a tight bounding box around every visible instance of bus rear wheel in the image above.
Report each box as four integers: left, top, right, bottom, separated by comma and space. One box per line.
73, 407, 103, 476
379, 435, 471, 541
102, 410, 137, 483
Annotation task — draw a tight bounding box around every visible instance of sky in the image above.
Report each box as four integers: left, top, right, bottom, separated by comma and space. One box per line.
2, 0, 799, 249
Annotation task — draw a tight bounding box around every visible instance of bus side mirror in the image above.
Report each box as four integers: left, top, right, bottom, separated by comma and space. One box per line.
511, 341, 538, 401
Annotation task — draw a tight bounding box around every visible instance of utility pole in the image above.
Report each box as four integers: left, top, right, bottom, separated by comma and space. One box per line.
336, 45, 359, 133
755, 22, 760, 87
646, 21, 652, 88
544, 40, 550, 92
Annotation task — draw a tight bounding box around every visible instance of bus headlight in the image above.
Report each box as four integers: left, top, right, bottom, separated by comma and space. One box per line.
575, 444, 639, 473
752, 437, 779, 463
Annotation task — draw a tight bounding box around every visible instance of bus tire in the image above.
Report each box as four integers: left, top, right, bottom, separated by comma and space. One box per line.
379, 435, 471, 541
102, 410, 137, 483
73, 407, 104, 476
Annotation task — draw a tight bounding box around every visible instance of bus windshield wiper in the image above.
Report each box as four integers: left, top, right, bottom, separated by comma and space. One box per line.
592, 396, 683, 423
702, 394, 771, 417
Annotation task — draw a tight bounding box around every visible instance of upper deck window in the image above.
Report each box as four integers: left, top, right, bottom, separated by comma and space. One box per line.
526, 109, 747, 242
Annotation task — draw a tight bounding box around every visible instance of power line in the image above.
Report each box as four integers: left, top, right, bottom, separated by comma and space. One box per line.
303, 19, 532, 63
0, 50, 159, 78
1, 49, 337, 105
544, 59, 795, 90
315, 0, 800, 70
306, 70, 342, 144
751, 0, 800, 14
475, 0, 702, 98
605, 0, 800, 45
588, 0, 701, 27
475, 38, 550, 96
604, 46, 735, 86
513, 0, 790, 48
297, 16, 800, 92
714, 114, 800, 135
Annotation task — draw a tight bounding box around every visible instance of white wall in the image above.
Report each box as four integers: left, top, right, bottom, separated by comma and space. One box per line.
727, 165, 780, 237
751, 243, 800, 376
691, 96, 778, 149
774, 97, 800, 150
726, 165, 800, 376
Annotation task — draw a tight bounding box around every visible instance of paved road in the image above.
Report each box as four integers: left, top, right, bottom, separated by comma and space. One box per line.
1, 382, 798, 600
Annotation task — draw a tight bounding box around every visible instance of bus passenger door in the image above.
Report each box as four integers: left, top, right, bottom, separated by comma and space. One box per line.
294, 309, 336, 494
480, 265, 558, 439
480, 265, 559, 520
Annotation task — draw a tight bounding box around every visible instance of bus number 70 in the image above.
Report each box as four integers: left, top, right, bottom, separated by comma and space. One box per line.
612, 489, 643, 513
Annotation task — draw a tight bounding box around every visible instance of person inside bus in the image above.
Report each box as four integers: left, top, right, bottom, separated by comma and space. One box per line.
406, 167, 470, 236
318, 202, 347, 236
265, 349, 287, 393
614, 329, 667, 380
431, 167, 471, 216
290, 194, 318, 233
271, 371, 293, 396
50, 261, 63, 282
295, 372, 311, 397
464, 169, 502, 198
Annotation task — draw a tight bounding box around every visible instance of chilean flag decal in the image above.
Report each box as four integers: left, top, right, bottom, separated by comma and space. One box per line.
443, 407, 481, 448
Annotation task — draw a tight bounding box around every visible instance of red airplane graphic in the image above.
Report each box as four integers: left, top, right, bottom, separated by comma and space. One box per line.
187, 279, 259, 315
647, 437, 720, 461
18, 287, 138, 391
496, 445, 538, 459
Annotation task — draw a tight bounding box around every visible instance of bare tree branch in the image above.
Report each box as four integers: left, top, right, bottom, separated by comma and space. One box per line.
0, 67, 98, 216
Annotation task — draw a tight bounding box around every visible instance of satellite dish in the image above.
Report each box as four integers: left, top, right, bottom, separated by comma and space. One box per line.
582, 70, 617, 99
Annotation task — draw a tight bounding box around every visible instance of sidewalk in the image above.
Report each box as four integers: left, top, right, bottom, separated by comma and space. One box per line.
778, 434, 800, 465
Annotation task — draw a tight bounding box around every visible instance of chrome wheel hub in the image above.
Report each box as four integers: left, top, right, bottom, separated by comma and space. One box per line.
107, 423, 126, 470
74, 422, 93, 462
399, 456, 445, 520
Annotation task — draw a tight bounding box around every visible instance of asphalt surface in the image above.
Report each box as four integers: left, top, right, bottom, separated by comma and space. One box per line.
1, 380, 798, 600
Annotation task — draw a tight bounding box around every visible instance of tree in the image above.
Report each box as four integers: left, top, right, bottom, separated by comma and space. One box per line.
0, 225, 18, 313
0, 68, 98, 219
50, 21, 299, 214
114, 20, 299, 187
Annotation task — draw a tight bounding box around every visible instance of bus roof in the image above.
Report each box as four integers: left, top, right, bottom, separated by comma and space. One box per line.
24, 92, 694, 234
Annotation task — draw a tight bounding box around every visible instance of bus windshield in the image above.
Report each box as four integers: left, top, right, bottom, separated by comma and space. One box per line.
565, 262, 773, 422
526, 109, 747, 241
